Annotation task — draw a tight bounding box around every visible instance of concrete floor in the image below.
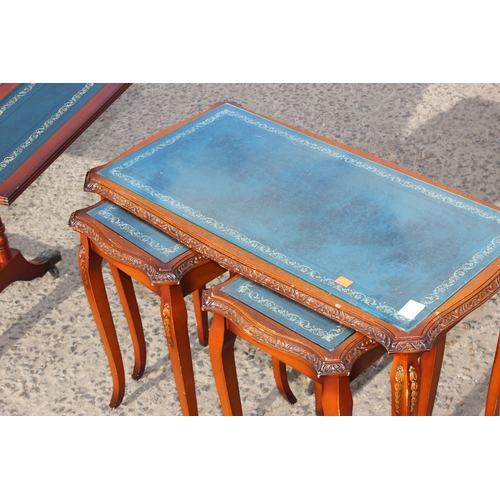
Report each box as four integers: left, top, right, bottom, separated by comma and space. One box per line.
1, 83, 500, 416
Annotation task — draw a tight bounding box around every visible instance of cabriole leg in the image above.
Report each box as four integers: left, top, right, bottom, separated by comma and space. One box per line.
417, 333, 447, 416
161, 285, 198, 416
209, 315, 242, 416
109, 264, 146, 381
78, 236, 125, 409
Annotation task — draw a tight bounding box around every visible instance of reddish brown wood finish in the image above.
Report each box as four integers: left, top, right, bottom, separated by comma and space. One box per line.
69, 202, 225, 414
108, 265, 146, 380
0, 245, 61, 293
0, 216, 12, 262
0, 84, 19, 100
83, 102, 500, 415
485, 333, 500, 416
0, 83, 130, 292
203, 276, 386, 416
273, 362, 386, 415
272, 359, 298, 405
0, 214, 61, 292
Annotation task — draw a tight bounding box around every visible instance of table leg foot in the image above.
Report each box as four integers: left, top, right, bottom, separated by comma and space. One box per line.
0, 216, 61, 292
0, 247, 61, 293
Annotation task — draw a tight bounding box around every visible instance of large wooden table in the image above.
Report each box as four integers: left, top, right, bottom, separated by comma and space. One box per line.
0, 83, 130, 292
84, 102, 500, 415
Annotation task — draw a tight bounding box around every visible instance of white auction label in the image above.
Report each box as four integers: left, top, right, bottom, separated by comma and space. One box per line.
398, 300, 426, 320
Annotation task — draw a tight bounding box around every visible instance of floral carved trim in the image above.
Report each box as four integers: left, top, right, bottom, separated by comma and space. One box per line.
78, 244, 89, 287
409, 366, 418, 414
69, 215, 206, 284
420, 273, 500, 349
394, 365, 404, 416
393, 364, 419, 416
162, 302, 173, 346
203, 294, 379, 377
343, 336, 381, 369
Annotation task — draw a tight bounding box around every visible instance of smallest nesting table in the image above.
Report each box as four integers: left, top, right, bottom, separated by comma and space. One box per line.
203, 275, 386, 415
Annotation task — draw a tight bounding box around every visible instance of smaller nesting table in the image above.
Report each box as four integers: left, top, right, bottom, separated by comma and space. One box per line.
69, 200, 225, 414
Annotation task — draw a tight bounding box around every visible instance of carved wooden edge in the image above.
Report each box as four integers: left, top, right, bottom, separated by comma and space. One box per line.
202, 291, 380, 377
85, 181, 500, 354
419, 274, 500, 349
69, 211, 207, 284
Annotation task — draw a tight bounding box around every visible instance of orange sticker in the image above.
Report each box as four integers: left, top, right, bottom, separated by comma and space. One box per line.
335, 276, 353, 288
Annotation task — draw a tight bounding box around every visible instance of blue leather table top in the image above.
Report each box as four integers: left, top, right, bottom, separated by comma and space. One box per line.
96, 104, 500, 333
0, 83, 106, 184
222, 276, 356, 351
87, 201, 189, 263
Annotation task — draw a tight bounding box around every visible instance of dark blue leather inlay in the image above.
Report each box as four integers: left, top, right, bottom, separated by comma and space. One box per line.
97, 103, 500, 332
87, 201, 188, 263
222, 277, 356, 351
0, 83, 106, 183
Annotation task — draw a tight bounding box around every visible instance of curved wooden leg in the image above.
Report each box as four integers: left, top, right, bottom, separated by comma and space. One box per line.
314, 382, 324, 416
109, 264, 147, 381
417, 333, 447, 416
485, 332, 500, 416
161, 285, 198, 416
78, 236, 125, 409
320, 376, 353, 416
208, 315, 242, 415
271, 359, 297, 404
192, 287, 209, 347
